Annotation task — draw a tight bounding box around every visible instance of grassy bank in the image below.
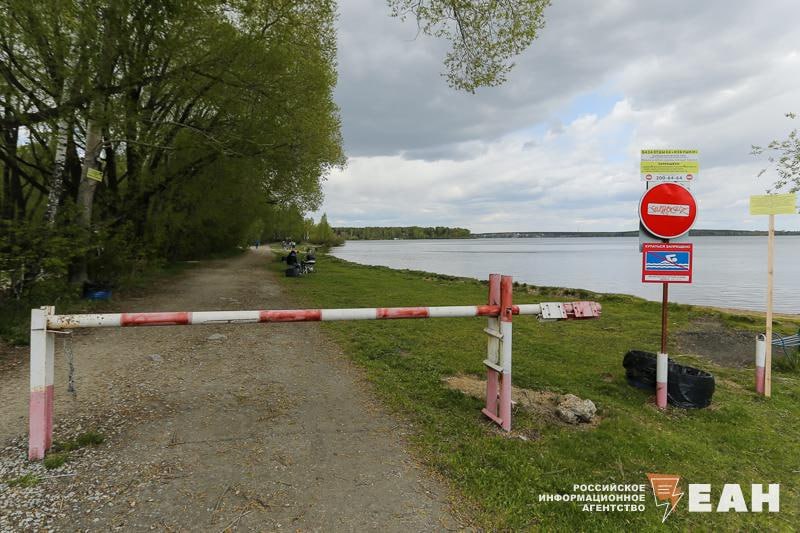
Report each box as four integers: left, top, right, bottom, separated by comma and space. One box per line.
271, 251, 799, 531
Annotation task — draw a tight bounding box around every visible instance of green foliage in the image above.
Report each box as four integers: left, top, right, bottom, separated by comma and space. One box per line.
5, 473, 41, 488
274, 256, 800, 530
54, 430, 105, 452
260, 204, 311, 242
1, 0, 549, 342
335, 225, 471, 239
388, 0, 550, 92
43, 452, 69, 469
309, 213, 342, 246
0, 213, 90, 298
0, 0, 344, 338
76, 431, 105, 447
752, 112, 800, 192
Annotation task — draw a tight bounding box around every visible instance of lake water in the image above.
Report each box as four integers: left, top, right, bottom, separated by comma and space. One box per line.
330, 237, 800, 314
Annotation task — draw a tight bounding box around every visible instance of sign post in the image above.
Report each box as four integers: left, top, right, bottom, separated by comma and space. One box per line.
749, 193, 798, 397
638, 161, 699, 410
641, 242, 693, 407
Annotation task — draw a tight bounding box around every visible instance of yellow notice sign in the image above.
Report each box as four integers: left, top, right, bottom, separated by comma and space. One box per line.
641, 149, 699, 182
749, 193, 797, 215
86, 168, 103, 182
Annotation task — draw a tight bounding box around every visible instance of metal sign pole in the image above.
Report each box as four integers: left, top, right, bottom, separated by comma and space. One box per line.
661, 283, 669, 354
656, 282, 669, 409
639, 149, 700, 411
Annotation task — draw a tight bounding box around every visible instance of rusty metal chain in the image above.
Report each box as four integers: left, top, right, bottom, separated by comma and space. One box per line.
63, 334, 76, 395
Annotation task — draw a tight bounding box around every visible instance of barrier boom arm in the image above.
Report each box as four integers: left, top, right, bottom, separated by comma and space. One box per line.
29, 282, 601, 460
45, 302, 600, 329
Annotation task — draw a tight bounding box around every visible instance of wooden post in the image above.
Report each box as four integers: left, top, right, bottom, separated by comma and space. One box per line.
765, 214, 775, 397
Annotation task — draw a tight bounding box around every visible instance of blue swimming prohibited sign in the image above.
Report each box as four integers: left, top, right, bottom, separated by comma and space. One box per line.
642, 243, 693, 283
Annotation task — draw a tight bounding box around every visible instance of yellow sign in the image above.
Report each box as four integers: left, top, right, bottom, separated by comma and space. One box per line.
749, 193, 797, 215
641, 149, 699, 182
86, 168, 103, 182
640, 161, 700, 173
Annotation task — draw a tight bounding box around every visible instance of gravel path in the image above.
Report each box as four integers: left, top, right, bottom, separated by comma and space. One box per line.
0, 249, 459, 531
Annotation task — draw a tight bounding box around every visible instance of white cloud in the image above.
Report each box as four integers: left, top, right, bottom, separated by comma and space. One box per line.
317, 0, 800, 232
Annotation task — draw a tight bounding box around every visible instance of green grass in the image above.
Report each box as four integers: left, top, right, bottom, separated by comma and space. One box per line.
272, 252, 800, 531
4, 473, 41, 487
53, 430, 105, 452
43, 452, 69, 470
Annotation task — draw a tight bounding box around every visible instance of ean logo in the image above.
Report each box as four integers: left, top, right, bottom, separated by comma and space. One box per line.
647, 473, 683, 523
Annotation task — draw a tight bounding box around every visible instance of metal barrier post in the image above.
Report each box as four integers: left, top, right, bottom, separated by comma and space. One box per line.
483, 274, 501, 419
498, 276, 513, 431
28, 306, 55, 460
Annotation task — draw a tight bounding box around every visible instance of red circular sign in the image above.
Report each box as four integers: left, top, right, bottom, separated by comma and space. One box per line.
639, 183, 697, 239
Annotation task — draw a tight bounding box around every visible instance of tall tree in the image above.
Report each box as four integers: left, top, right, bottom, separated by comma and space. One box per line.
388, 0, 550, 92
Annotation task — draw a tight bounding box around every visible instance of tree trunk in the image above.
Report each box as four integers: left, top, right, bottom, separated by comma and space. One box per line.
2, 101, 19, 220
44, 119, 69, 225
71, 117, 103, 284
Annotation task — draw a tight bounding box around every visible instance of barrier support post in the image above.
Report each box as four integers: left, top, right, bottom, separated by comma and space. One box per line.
29, 306, 55, 460
755, 334, 766, 395
499, 276, 513, 431
483, 274, 501, 418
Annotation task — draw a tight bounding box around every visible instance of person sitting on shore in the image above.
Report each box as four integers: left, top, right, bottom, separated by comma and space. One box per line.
286, 247, 299, 266
301, 248, 316, 273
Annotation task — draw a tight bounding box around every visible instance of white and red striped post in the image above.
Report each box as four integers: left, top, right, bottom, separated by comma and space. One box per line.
656, 352, 668, 409
755, 334, 766, 395
481, 275, 514, 430
498, 276, 514, 431
483, 274, 501, 420
29, 306, 55, 460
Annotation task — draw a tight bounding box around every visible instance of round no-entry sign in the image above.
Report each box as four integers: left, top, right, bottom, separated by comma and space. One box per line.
639, 183, 697, 239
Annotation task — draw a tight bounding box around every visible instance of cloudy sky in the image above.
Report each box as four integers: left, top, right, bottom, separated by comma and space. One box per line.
314, 0, 800, 232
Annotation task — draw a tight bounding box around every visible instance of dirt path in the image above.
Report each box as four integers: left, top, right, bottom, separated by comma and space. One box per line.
0, 249, 459, 531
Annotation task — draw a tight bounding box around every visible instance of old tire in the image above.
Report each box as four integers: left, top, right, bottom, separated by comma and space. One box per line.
623, 350, 715, 408
623, 350, 657, 390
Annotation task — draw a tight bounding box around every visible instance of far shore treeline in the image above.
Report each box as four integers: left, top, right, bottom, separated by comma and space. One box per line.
335, 226, 471, 240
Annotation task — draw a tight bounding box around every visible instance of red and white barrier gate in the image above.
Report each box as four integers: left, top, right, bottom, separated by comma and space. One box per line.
28, 274, 601, 460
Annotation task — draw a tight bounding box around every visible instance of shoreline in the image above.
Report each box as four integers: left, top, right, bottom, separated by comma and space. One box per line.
327, 252, 800, 322
693, 304, 800, 321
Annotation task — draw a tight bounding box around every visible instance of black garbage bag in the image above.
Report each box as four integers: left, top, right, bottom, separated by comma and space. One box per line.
623, 350, 715, 408
667, 361, 715, 409
82, 280, 112, 301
